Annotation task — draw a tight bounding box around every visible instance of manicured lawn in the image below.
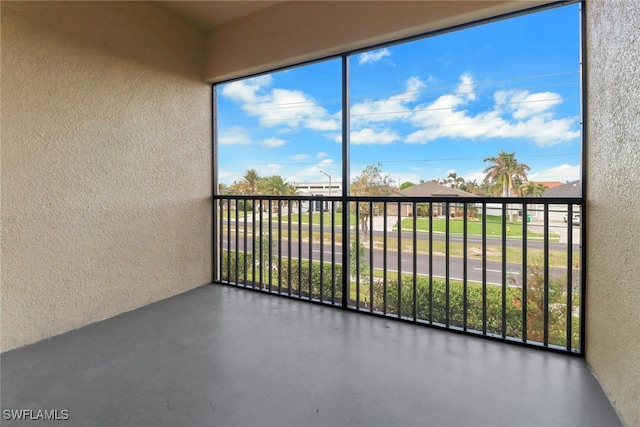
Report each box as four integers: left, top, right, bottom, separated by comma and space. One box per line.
399, 215, 557, 241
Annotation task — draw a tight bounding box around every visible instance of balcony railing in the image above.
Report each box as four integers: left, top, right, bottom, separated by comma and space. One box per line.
213, 195, 584, 354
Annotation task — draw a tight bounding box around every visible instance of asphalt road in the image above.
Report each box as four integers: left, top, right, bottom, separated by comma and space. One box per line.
221, 235, 578, 287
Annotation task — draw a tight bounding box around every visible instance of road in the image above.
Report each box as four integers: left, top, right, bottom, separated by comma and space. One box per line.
221, 236, 577, 287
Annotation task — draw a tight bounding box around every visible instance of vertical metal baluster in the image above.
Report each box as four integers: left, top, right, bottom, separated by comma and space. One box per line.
463, 203, 468, 331
413, 202, 418, 322
235, 200, 239, 285
298, 201, 303, 298
278, 199, 282, 294
397, 201, 402, 319
252, 198, 257, 288
522, 203, 528, 343
482, 202, 487, 334
429, 201, 433, 324
369, 201, 374, 313
355, 201, 360, 309
383, 202, 388, 315
320, 199, 325, 302
268, 200, 273, 292
331, 199, 336, 304
544, 203, 550, 346
227, 197, 231, 284
259, 201, 263, 289
502, 202, 507, 339
243, 198, 248, 286
219, 198, 224, 282
288, 199, 292, 296
566, 203, 574, 351
308, 200, 313, 300
445, 202, 450, 327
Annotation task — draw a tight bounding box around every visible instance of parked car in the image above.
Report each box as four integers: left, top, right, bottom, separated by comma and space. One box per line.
564, 212, 580, 225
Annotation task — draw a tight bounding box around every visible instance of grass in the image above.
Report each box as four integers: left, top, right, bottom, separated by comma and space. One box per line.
224, 210, 558, 242
399, 214, 557, 241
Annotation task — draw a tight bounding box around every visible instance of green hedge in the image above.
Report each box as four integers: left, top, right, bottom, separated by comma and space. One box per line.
220, 251, 579, 348
221, 250, 342, 303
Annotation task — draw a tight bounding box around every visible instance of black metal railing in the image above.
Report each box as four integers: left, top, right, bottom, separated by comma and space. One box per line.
214, 195, 584, 354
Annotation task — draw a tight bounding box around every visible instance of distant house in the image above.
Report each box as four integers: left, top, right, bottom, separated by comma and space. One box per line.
529, 180, 581, 222
532, 181, 564, 189
388, 182, 476, 217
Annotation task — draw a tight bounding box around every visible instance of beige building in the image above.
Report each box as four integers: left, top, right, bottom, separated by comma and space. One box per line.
2, 1, 638, 425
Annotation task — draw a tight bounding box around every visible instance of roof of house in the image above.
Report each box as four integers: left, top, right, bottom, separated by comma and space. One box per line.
543, 180, 581, 197
395, 181, 476, 197
532, 181, 564, 189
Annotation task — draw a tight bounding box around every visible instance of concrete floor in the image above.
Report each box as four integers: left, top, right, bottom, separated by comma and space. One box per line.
2, 285, 621, 427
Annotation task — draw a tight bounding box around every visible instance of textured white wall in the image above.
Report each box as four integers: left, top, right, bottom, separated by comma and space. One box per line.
586, 1, 640, 426
1, 2, 211, 351
204, 0, 553, 82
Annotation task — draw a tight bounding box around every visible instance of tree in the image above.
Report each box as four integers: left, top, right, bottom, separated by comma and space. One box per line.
349, 239, 369, 283
446, 172, 465, 189
399, 181, 416, 190
261, 175, 296, 196
232, 169, 264, 195
217, 183, 232, 195
483, 150, 531, 197
460, 179, 482, 195
351, 163, 394, 240
261, 175, 297, 214
519, 182, 547, 197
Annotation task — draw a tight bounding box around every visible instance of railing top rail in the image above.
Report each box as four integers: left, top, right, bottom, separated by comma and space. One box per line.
214, 194, 583, 204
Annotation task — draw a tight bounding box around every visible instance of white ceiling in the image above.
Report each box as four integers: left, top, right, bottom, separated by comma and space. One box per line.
155, 1, 286, 29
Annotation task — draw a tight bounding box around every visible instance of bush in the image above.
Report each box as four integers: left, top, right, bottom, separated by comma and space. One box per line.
221, 251, 579, 348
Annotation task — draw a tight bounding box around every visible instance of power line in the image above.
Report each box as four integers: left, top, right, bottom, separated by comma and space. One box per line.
225, 70, 579, 111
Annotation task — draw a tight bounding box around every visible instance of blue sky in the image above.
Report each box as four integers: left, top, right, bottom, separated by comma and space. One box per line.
217, 3, 581, 189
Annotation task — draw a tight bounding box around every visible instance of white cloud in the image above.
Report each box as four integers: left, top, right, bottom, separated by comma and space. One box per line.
405, 74, 580, 146
220, 75, 273, 104
350, 128, 401, 145
247, 88, 309, 127
223, 79, 339, 132
305, 117, 340, 131
456, 73, 476, 101
264, 163, 282, 174
529, 164, 580, 182
358, 48, 391, 65
351, 76, 426, 127
290, 153, 309, 161
262, 137, 286, 148
218, 126, 252, 145
317, 152, 326, 159
504, 91, 563, 119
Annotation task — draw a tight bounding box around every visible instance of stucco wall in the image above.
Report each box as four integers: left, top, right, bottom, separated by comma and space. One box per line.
1, 2, 211, 351
585, 1, 640, 426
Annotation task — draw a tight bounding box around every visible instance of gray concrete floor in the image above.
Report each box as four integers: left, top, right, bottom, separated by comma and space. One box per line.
2, 285, 621, 427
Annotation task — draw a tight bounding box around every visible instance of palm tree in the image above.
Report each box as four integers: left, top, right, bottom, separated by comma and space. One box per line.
447, 172, 465, 189
261, 175, 296, 196
483, 150, 531, 197
234, 169, 263, 195
261, 175, 297, 214
460, 179, 482, 195
520, 182, 547, 197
